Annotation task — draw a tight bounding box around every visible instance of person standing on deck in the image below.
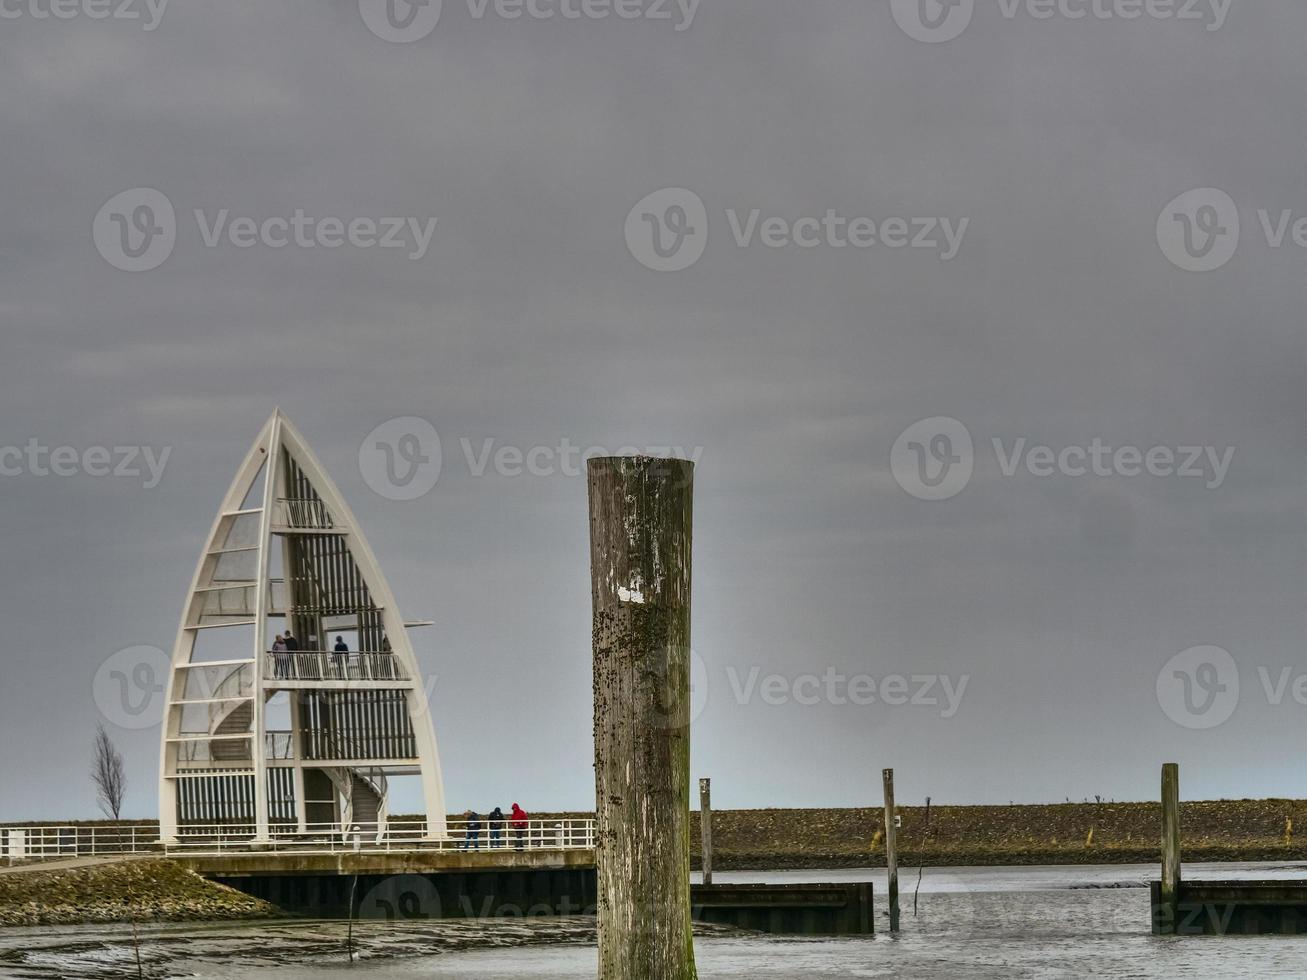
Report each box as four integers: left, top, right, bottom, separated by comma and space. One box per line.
461, 810, 482, 850
272, 633, 289, 678
488, 806, 505, 848
510, 803, 529, 850
333, 636, 349, 678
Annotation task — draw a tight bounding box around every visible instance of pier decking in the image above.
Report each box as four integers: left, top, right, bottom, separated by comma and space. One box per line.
1151, 763, 1307, 936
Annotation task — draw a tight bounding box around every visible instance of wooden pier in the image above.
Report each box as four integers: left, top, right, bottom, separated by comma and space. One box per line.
692, 882, 874, 935
1152, 762, 1307, 936
209, 862, 874, 935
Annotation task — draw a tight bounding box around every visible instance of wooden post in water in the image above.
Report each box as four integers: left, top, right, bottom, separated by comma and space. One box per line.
1160, 762, 1181, 927
883, 768, 900, 933
700, 778, 714, 886
589, 456, 697, 980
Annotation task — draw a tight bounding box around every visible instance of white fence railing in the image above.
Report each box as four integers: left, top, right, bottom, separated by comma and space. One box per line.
266, 651, 408, 682
0, 819, 597, 859
274, 497, 335, 530
0, 825, 160, 860
166, 818, 596, 854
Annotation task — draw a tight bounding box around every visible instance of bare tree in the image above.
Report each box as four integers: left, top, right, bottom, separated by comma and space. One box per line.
92, 724, 127, 820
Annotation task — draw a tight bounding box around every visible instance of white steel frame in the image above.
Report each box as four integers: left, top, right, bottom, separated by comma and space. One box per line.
157, 411, 447, 843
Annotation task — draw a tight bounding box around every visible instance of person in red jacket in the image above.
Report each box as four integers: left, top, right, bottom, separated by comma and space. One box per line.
509, 803, 529, 850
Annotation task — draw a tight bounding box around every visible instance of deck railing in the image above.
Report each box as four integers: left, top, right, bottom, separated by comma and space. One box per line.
274, 497, 334, 530
1, 819, 597, 859
0, 825, 160, 859
265, 651, 408, 682
164, 818, 596, 854
265, 730, 295, 760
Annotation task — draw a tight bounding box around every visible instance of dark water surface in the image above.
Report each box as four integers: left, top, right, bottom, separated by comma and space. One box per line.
6, 863, 1307, 979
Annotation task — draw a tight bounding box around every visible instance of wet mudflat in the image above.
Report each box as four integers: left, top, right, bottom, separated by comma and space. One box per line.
6, 863, 1307, 979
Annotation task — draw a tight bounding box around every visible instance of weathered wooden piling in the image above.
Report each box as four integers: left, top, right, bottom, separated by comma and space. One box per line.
588, 456, 697, 980
883, 768, 899, 933
1160, 762, 1181, 927
700, 778, 713, 886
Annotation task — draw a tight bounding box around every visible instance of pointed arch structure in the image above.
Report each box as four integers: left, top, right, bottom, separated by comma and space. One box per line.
158, 411, 446, 844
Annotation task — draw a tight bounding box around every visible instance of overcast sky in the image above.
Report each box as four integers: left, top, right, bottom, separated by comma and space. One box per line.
2, 0, 1306, 821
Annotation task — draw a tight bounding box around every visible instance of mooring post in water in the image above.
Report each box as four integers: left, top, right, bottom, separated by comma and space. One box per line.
1160, 762, 1181, 928
883, 768, 900, 933
700, 778, 714, 886
588, 456, 697, 980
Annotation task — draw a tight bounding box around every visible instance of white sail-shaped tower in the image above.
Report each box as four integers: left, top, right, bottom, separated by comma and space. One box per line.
158, 411, 446, 844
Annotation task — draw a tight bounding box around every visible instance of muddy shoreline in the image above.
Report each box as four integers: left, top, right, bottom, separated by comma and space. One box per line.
0, 861, 279, 928
0, 916, 749, 979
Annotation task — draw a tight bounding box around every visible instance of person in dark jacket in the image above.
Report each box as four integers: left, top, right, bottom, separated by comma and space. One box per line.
461, 810, 482, 850
488, 807, 505, 848
283, 630, 300, 653
332, 636, 349, 678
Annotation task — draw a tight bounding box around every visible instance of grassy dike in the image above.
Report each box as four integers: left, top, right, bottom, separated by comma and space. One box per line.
0, 859, 280, 927
676, 801, 1307, 869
